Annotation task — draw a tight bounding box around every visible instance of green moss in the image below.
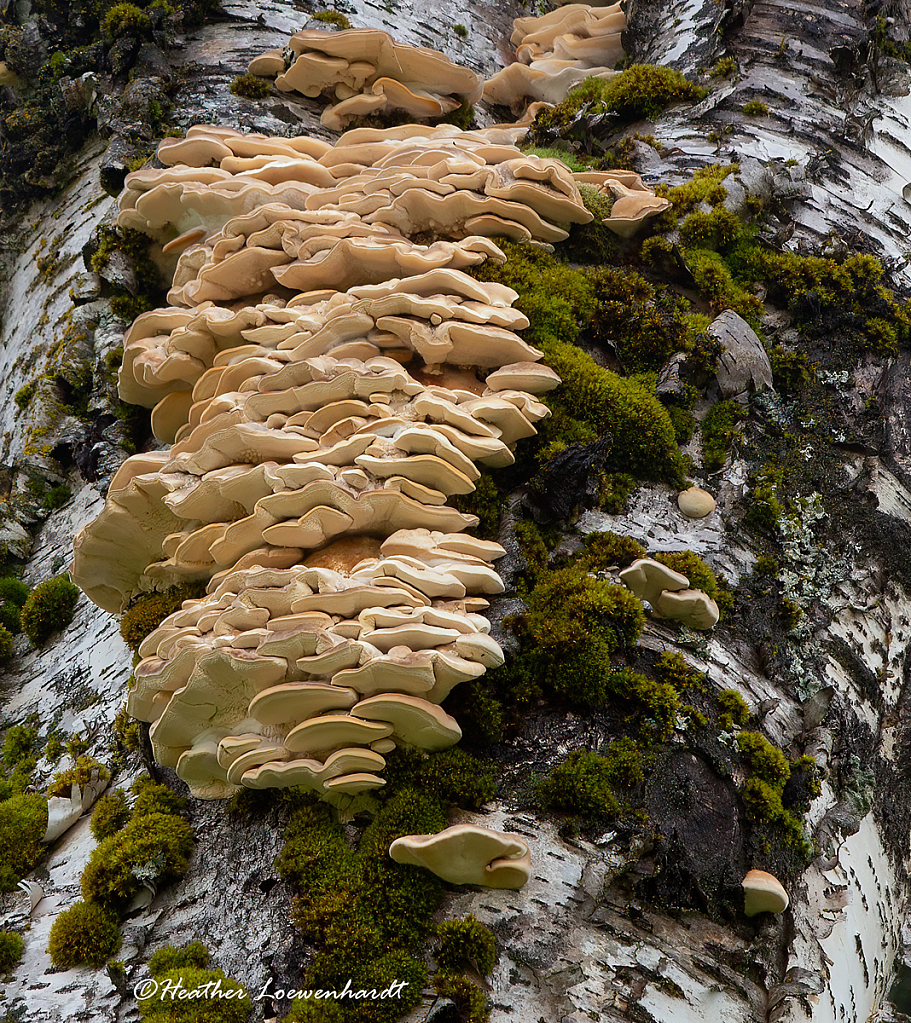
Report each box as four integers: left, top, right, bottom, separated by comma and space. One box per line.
81, 810, 194, 912
2, 725, 36, 769
382, 748, 497, 811
521, 146, 591, 173
702, 398, 747, 471
90, 790, 130, 841
277, 789, 442, 1022
679, 207, 741, 250
581, 530, 646, 570
148, 941, 210, 974
545, 345, 685, 484
139, 964, 251, 1022
230, 73, 272, 99
534, 65, 707, 134
47, 900, 121, 970
523, 565, 644, 707
102, 3, 150, 37
0, 929, 24, 974
588, 267, 692, 375
119, 584, 207, 652
515, 520, 550, 578
14, 380, 36, 410
737, 730, 789, 785
779, 596, 802, 630
598, 472, 638, 513
435, 916, 496, 975
20, 574, 79, 646
654, 551, 721, 602
718, 689, 749, 729
47, 755, 110, 798
0, 792, 47, 891
710, 57, 736, 77
312, 10, 351, 27
432, 972, 489, 1022
540, 750, 621, 821
770, 346, 815, 392
608, 667, 679, 736
742, 100, 769, 116
453, 22, 468, 37
130, 776, 188, 817
744, 465, 783, 533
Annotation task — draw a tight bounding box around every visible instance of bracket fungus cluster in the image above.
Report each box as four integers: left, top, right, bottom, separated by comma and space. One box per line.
483, 3, 625, 116
70, 123, 618, 802
389, 823, 531, 889
249, 28, 483, 130
619, 557, 720, 630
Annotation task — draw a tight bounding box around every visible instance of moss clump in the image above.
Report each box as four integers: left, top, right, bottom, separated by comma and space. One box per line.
434, 916, 496, 975
48, 755, 110, 798
2, 725, 36, 768
382, 748, 497, 811
278, 790, 440, 1022
453, 22, 468, 37
718, 689, 750, 729
608, 667, 680, 736
523, 565, 644, 707
130, 775, 188, 817
432, 972, 489, 1022
710, 57, 736, 77
515, 520, 550, 579
312, 9, 351, 27
743, 100, 769, 116
470, 242, 685, 485
744, 465, 783, 533
0, 792, 48, 892
737, 730, 810, 853
544, 344, 685, 484
0, 929, 24, 973
147, 940, 210, 974
20, 574, 79, 646
534, 65, 707, 134
230, 73, 272, 99
119, 583, 207, 652
520, 145, 591, 173
102, 2, 150, 37
47, 900, 121, 969
540, 750, 621, 821
588, 267, 692, 375
702, 399, 747, 471
90, 790, 130, 841
139, 944, 250, 1023
81, 784, 193, 912
770, 346, 815, 392
14, 381, 36, 410
581, 531, 647, 570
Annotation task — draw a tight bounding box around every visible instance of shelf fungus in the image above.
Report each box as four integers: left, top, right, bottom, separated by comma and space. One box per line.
619, 557, 720, 630
483, 2, 625, 116
248, 28, 483, 130
389, 823, 531, 888
742, 869, 789, 916
70, 123, 631, 801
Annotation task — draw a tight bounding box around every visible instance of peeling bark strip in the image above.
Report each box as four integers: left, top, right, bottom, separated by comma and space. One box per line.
71, 126, 668, 801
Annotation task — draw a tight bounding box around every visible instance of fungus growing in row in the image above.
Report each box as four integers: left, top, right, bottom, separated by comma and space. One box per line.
69, 123, 663, 799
